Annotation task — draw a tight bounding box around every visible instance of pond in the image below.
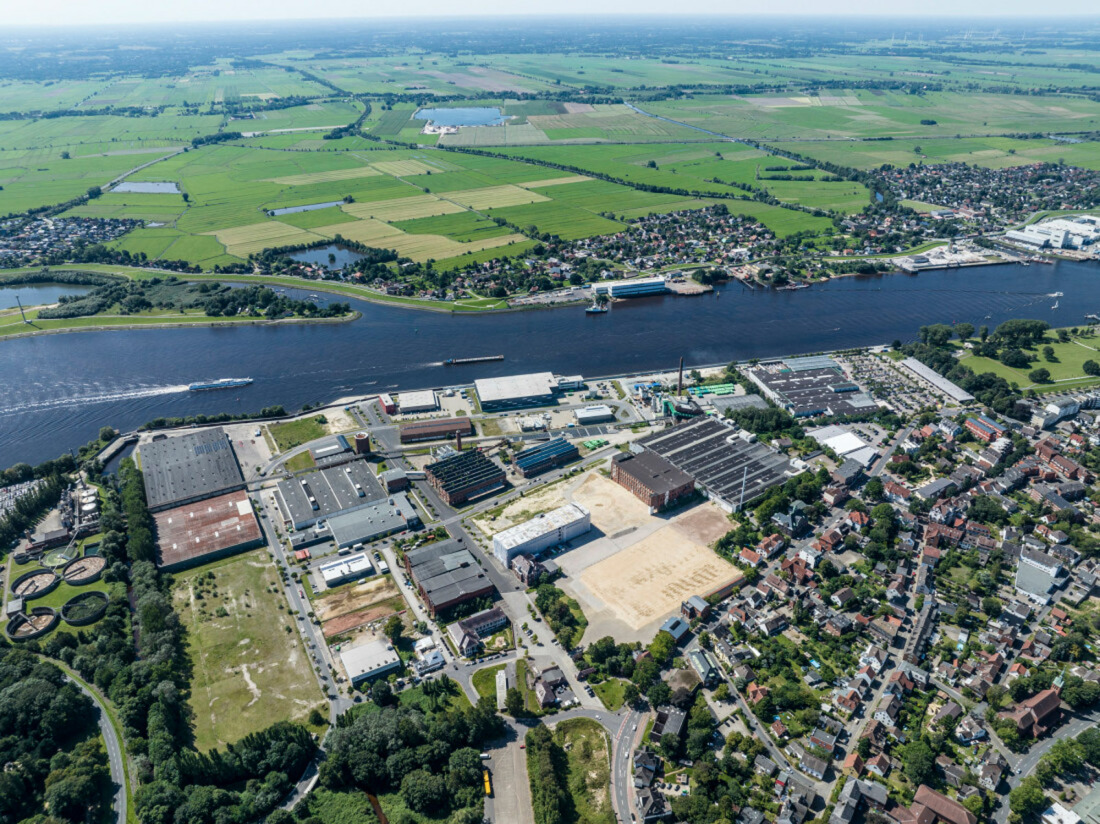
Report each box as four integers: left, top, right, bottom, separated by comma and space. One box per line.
0, 282, 93, 310
414, 107, 508, 127
288, 244, 366, 268
268, 201, 345, 216
112, 181, 181, 194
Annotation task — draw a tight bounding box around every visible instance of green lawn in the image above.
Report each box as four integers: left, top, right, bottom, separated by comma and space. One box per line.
957, 332, 1100, 389
471, 663, 506, 701
172, 551, 325, 751
284, 451, 317, 472
269, 416, 328, 452
554, 718, 615, 824
591, 678, 629, 712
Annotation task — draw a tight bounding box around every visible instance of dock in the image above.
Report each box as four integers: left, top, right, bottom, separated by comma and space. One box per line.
666, 280, 714, 296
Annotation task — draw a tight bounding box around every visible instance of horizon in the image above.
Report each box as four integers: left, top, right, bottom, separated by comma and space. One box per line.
6, 7, 1100, 27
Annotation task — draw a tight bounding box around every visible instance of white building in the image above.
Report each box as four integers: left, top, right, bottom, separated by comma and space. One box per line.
398, 390, 438, 413
575, 404, 615, 425
341, 639, 401, 685
319, 552, 374, 588
492, 503, 591, 565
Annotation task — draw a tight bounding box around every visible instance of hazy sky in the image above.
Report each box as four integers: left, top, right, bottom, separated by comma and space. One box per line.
8, 0, 1097, 26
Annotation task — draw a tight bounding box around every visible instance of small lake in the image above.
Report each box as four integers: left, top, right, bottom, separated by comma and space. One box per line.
415, 107, 508, 127
0, 282, 93, 310
112, 181, 180, 194
268, 201, 345, 216
288, 244, 366, 268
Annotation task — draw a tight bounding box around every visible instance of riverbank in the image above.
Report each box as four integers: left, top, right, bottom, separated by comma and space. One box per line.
0, 305, 360, 341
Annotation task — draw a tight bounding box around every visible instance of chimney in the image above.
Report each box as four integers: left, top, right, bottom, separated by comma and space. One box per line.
456, 430, 463, 451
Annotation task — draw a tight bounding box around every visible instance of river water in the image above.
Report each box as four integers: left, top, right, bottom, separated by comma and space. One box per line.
1, 261, 1095, 465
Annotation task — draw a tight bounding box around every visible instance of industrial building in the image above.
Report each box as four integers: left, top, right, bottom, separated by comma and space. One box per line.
424, 450, 506, 505
475, 372, 559, 411
590, 276, 667, 298
398, 390, 438, 413
377, 394, 396, 414
807, 425, 879, 468
140, 428, 246, 512
325, 493, 421, 548
748, 363, 877, 418
341, 638, 402, 685
492, 503, 591, 566
399, 417, 474, 444
899, 358, 974, 403
308, 434, 352, 465
637, 417, 797, 512
513, 438, 579, 478
447, 606, 510, 656
318, 552, 375, 588
404, 539, 496, 616
574, 404, 615, 425
611, 450, 696, 513
152, 490, 264, 572
708, 394, 769, 416
275, 459, 387, 530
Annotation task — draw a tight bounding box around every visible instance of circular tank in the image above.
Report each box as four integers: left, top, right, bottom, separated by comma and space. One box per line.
61, 591, 109, 626
5, 607, 60, 641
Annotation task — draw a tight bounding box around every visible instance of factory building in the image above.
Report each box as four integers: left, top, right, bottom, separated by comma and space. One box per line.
748, 362, 877, 418
275, 459, 387, 530
492, 503, 591, 566
708, 394, 770, 416
590, 276, 668, 298
405, 539, 496, 616
424, 450, 506, 505
611, 451, 696, 513
325, 493, 421, 548
399, 417, 474, 444
341, 639, 402, 685
309, 434, 355, 467
574, 405, 616, 425
318, 552, 375, 588
638, 417, 796, 512
513, 438, 579, 478
475, 372, 559, 411
140, 428, 246, 512
377, 394, 396, 414
398, 390, 439, 413
152, 490, 264, 572
898, 358, 974, 403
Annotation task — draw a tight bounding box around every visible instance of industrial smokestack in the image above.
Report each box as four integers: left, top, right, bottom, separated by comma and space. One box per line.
456, 431, 463, 451
678, 357, 684, 396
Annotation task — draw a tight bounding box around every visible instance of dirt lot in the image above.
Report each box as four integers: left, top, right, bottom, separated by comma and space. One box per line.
315, 575, 405, 638
471, 477, 572, 535
571, 472, 653, 533
577, 527, 741, 633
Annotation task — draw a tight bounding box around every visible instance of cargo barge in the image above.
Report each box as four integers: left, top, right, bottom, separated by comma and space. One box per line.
443, 355, 504, 366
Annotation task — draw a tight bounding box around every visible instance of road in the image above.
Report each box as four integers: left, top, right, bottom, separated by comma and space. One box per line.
61, 670, 127, 824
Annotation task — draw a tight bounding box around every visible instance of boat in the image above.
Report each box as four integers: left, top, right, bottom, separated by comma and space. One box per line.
585, 301, 609, 314
1053, 301, 1059, 310
443, 355, 505, 366
188, 378, 254, 392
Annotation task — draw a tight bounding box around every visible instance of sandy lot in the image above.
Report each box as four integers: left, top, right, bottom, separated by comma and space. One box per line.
315, 576, 404, 638
536, 473, 741, 643
471, 476, 573, 535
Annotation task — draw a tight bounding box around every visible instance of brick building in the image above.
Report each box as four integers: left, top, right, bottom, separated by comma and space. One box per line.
611, 451, 695, 513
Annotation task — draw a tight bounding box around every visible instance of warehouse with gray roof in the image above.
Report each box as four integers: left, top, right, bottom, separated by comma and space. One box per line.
404, 539, 496, 616
276, 459, 386, 530
140, 428, 246, 512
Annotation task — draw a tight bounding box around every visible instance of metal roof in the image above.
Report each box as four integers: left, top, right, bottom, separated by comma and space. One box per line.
475, 372, 557, 405
140, 428, 245, 511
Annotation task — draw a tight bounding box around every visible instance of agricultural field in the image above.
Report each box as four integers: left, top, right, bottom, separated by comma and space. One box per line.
172, 551, 326, 751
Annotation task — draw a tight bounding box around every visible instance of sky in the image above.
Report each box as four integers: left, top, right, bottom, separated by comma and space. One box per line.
6, 0, 1098, 26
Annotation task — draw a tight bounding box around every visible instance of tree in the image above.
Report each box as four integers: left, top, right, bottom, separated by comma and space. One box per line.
982, 597, 1003, 618
384, 615, 403, 642
266, 812, 295, 824
308, 708, 326, 726
1002, 348, 1031, 369
1086, 360, 1100, 376
660, 732, 681, 760
899, 740, 935, 786
955, 323, 974, 340
401, 769, 447, 814
1010, 776, 1047, 819
1042, 345, 1056, 362
979, 325, 989, 342
623, 683, 640, 706
371, 681, 394, 707
857, 737, 872, 759
1029, 368, 1051, 384
714, 683, 731, 702
647, 681, 671, 707
505, 687, 525, 717
864, 477, 884, 501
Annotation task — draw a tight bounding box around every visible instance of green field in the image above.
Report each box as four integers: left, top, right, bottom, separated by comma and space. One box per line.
957, 331, 1100, 390
471, 663, 507, 701
269, 416, 329, 452
172, 551, 326, 751
553, 718, 615, 824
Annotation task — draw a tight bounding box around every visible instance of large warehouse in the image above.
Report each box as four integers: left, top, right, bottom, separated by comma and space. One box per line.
424, 450, 505, 505
611, 450, 696, 513
638, 417, 797, 512
325, 493, 421, 547
140, 429, 246, 512
492, 503, 591, 566
341, 638, 402, 685
748, 363, 877, 418
398, 390, 438, 413
275, 459, 387, 530
152, 490, 264, 572
404, 539, 496, 616
513, 438, 579, 478
475, 372, 559, 411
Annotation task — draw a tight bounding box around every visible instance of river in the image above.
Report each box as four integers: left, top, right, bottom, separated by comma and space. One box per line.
1, 260, 1095, 465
